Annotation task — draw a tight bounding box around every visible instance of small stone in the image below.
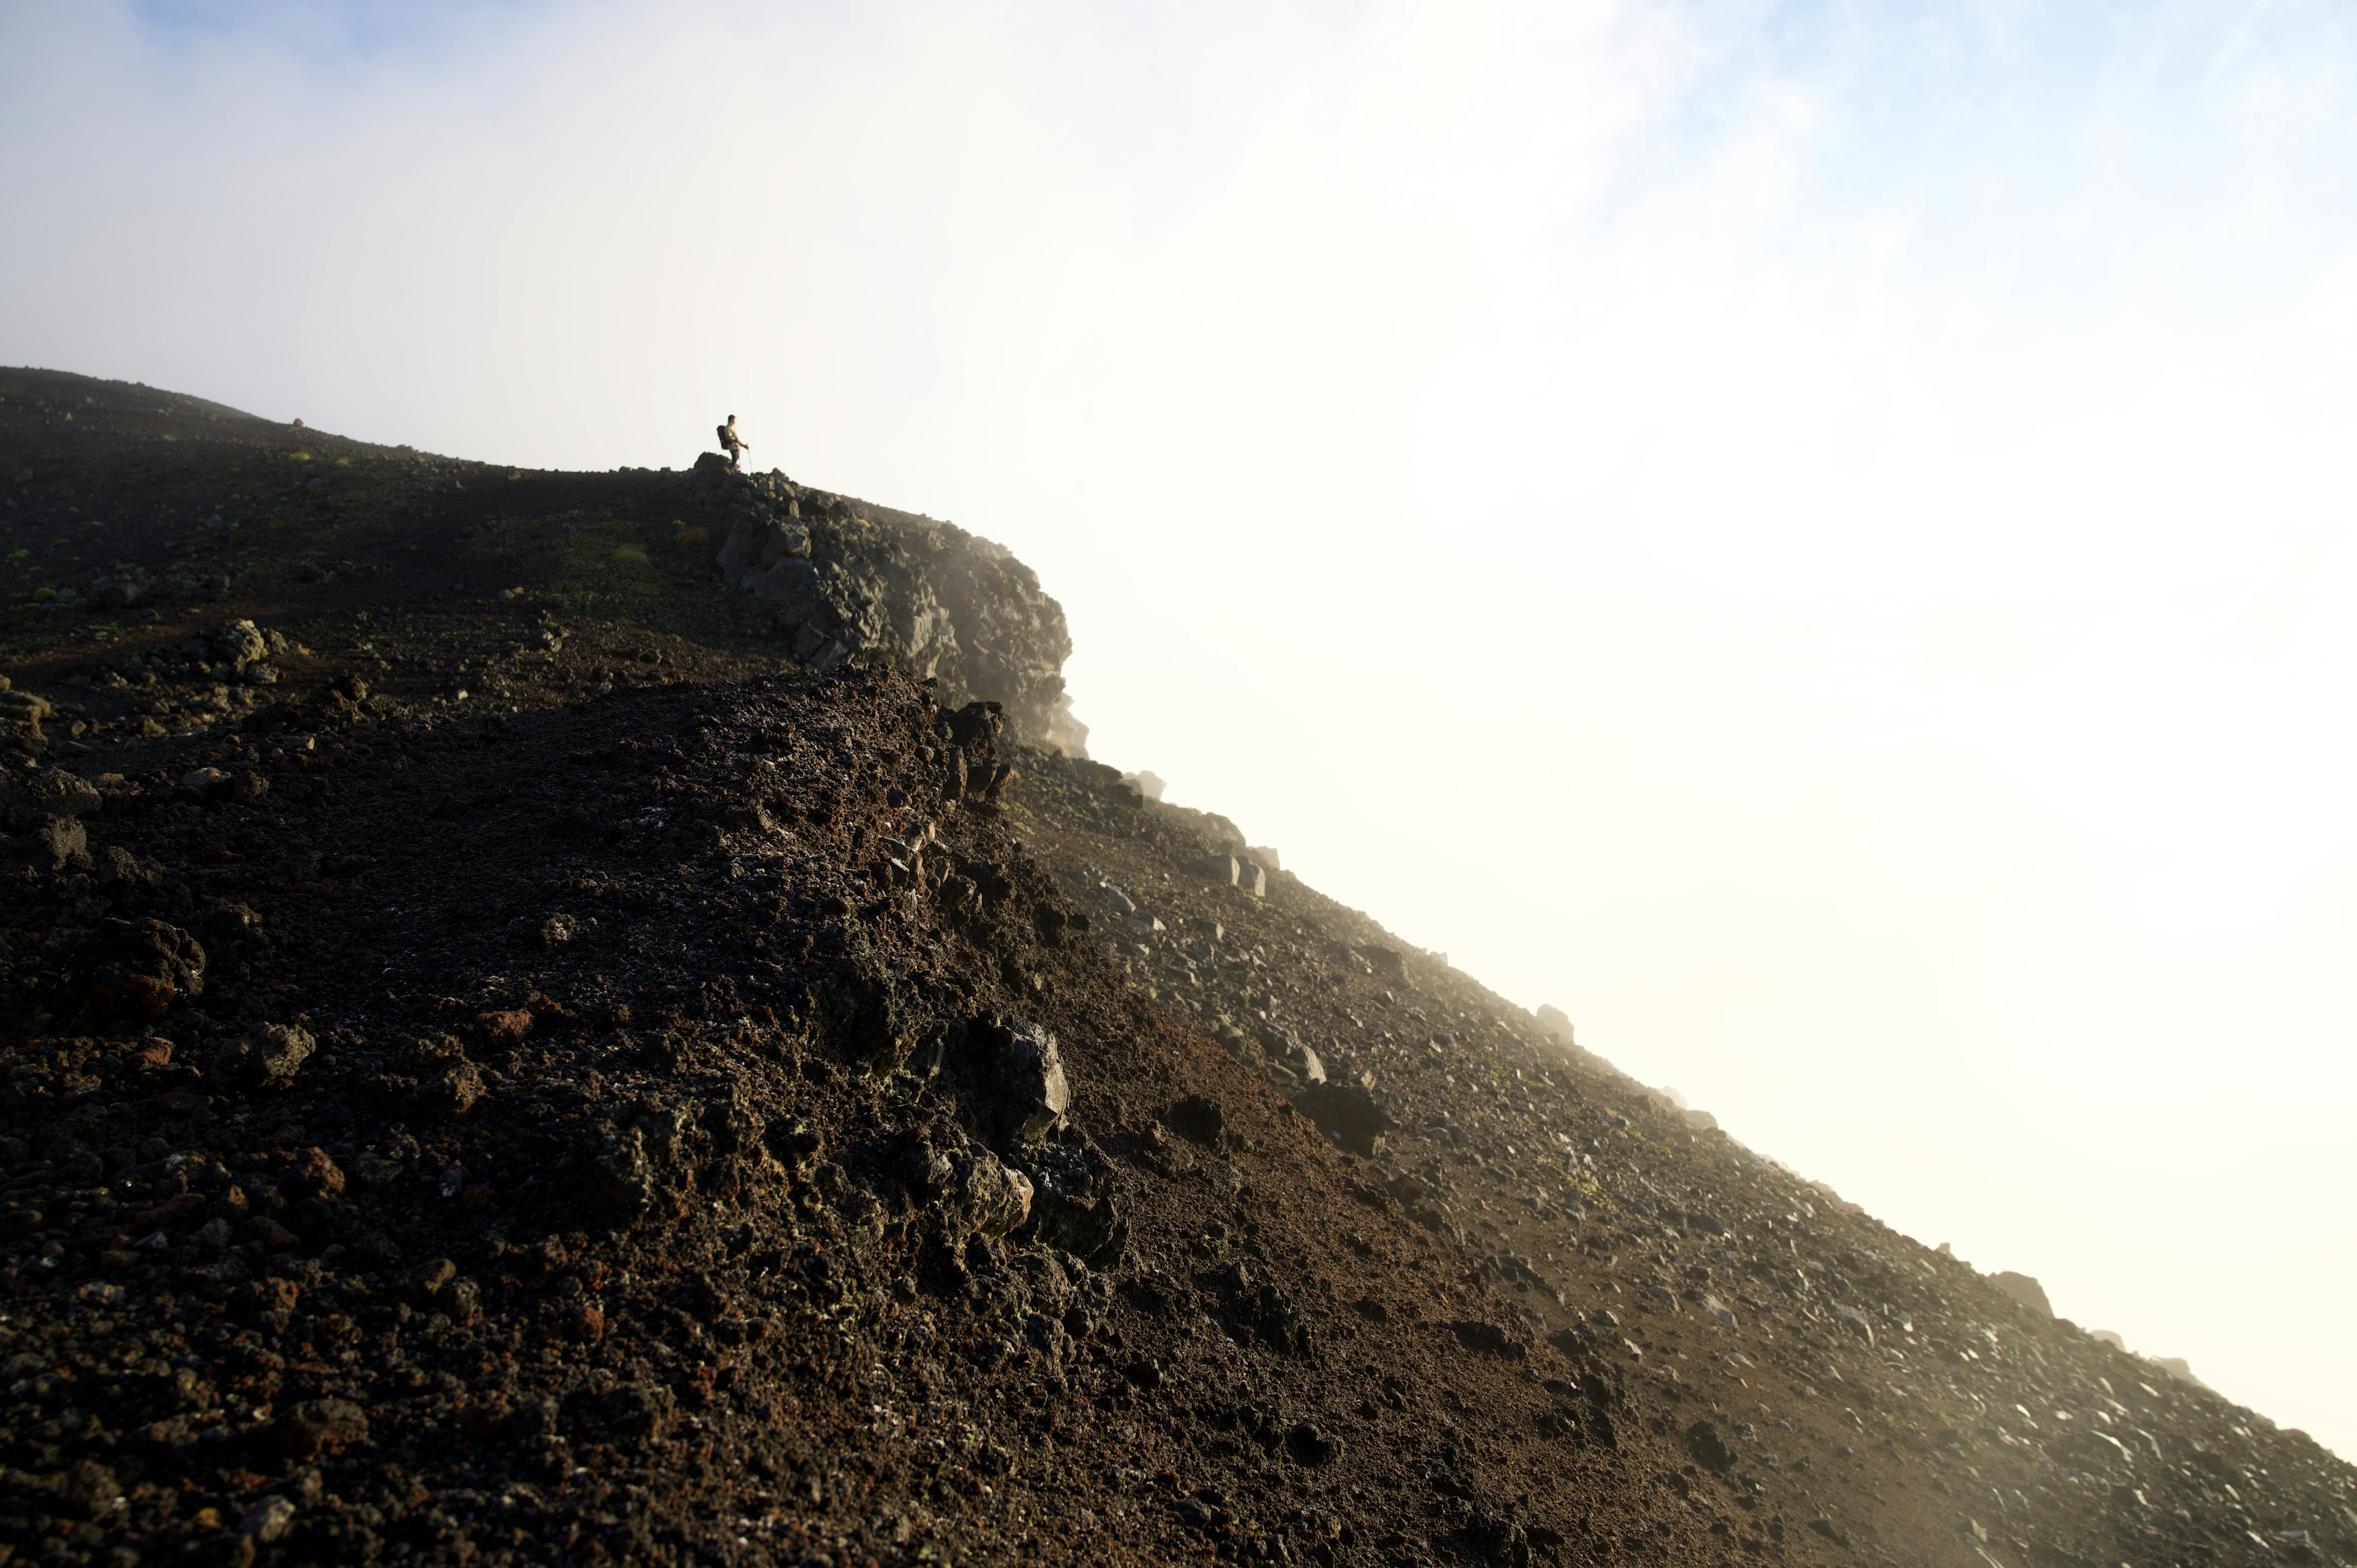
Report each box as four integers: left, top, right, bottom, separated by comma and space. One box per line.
58, 1459, 122, 1519
477, 1008, 533, 1048
402, 1035, 484, 1118
1447, 1320, 1527, 1359
276, 1398, 368, 1459
540, 913, 580, 950
1686, 1420, 1738, 1473
21, 814, 88, 871
1832, 1303, 1876, 1345
946, 1147, 1033, 1238
409, 1257, 459, 1300
212, 1022, 314, 1090
240, 1494, 297, 1542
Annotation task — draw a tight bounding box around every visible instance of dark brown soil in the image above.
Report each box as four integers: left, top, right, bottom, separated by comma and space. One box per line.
1, 371, 2350, 1568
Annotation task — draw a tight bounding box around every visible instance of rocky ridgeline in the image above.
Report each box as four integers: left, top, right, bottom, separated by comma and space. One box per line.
7, 373, 2354, 1568
694, 455, 1086, 757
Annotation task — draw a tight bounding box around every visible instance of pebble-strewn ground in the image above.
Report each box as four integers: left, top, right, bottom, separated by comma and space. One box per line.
1, 368, 2350, 1568
1012, 754, 2357, 1567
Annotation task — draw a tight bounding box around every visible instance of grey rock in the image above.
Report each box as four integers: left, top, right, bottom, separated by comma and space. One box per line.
1989, 1271, 2053, 1318
1013, 1251, 1074, 1316
1256, 1022, 1324, 1084
1832, 1303, 1876, 1345
703, 460, 1085, 752
241, 1495, 297, 1542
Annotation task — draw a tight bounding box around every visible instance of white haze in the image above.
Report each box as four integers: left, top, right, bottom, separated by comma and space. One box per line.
7, 0, 2357, 1454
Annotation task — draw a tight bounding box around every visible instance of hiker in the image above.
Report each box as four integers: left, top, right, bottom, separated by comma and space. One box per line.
718, 414, 749, 470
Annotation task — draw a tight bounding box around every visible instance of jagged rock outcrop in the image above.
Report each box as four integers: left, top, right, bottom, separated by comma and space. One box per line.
695, 454, 1086, 754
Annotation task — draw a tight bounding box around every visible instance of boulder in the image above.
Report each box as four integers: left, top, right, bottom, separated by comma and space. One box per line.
1018, 1129, 1128, 1265
1535, 1004, 1575, 1045
1197, 854, 1240, 887
703, 467, 1085, 752
1293, 1083, 1396, 1157
961, 1019, 1070, 1148
1989, 1271, 2053, 1318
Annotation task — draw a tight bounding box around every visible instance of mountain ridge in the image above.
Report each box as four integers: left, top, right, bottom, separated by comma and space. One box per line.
0, 366, 2349, 1567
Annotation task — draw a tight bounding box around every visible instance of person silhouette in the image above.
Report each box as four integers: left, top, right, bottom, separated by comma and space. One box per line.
717, 414, 749, 470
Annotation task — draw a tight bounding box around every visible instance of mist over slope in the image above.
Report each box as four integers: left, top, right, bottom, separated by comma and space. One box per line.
1, 368, 2351, 1567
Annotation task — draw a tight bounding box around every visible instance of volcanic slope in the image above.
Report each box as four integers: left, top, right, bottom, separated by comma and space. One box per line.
1011, 752, 2357, 1568
2, 666, 1729, 1568
1, 369, 2353, 1568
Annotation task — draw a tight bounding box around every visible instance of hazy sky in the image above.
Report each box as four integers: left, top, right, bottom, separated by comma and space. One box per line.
8, 0, 2357, 1454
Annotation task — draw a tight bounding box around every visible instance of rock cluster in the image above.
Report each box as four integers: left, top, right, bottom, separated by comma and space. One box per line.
696, 455, 1087, 755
